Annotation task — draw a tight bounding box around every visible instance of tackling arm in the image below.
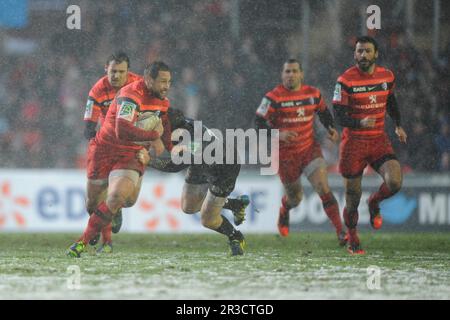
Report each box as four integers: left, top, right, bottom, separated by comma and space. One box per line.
148, 157, 189, 173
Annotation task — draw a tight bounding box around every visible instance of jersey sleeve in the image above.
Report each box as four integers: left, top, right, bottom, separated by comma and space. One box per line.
316, 92, 327, 112
83, 96, 102, 122
332, 76, 351, 106
256, 95, 276, 121
388, 71, 396, 96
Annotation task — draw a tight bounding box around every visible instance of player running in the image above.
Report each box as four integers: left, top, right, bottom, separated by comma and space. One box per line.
137, 108, 250, 256
67, 61, 172, 257
332, 36, 407, 255
255, 59, 346, 245
83, 52, 142, 251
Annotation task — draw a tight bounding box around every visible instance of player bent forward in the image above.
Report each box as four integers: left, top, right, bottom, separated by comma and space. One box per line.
138, 108, 250, 256
67, 61, 172, 257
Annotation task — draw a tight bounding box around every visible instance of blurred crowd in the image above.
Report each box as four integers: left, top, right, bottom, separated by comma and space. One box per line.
0, 0, 448, 172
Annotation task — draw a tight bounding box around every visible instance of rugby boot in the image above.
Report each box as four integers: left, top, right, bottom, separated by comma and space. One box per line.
229, 231, 246, 256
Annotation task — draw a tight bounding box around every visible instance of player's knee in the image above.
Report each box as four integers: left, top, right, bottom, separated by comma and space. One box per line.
386, 179, 402, 194
86, 202, 97, 214
123, 199, 136, 208
200, 215, 220, 230
315, 183, 330, 196
107, 192, 126, 209
287, 192, 302, 208
181, 200, 200, 214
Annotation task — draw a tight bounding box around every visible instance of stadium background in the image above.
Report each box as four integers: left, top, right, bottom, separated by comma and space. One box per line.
0, 0, 449, 233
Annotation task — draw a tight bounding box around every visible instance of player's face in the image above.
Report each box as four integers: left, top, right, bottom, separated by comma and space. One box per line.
106, 61, 129, 89
354, 42, 378, 72
282, 63, 303, 90
148, 71, 171, 99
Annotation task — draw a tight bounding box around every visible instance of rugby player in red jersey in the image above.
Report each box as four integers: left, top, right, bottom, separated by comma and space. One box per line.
67, 61, 172, 257
255, 59, 347, 245
333, 36, 407, 255
83, 52, 142, 251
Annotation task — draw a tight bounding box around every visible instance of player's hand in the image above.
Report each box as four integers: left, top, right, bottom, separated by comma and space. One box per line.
137, 149, 151, 166
149, 138, 165, 157
395, 126, 407, 143
278, 131, 298, 143
327, 127, 339, 143
154, 121, 164, 137
360, 116, 376, 128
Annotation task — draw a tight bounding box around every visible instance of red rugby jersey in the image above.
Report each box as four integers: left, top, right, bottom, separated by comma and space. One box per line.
332, 65, 395, 139
96, 79, 171, 152
83, 72, 142, 124
256, 84, 327, 154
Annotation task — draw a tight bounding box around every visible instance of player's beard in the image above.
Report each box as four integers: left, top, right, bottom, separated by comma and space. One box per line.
357, 58, 376, 72
284, 79, 300, 90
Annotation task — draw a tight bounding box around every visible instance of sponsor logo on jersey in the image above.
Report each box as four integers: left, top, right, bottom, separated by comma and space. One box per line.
84, 99, 94, 119
118, 101, 137, 121
256, 97, 271, 116
333, 83, 342, 101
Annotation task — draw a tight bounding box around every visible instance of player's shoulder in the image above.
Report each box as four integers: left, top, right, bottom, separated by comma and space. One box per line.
127, 72, 143, 83
337, 66, 359, 83
119, 79, 145, 98
375, 65, 395, 81
89, 75, 110, 98
301, 84, 321, 97
265, 84, 285, 101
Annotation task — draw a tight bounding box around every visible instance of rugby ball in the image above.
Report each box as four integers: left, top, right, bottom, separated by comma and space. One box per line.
134, 111, 162, 146
136, 111, 161, 130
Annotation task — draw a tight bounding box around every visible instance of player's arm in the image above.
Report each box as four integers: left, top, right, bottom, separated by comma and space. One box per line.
333, 104, 362, 128
255, 96, 273, 133
332, 80, 374, 129
84, 121, 97, 140
159, 112, 174, 151
136, 149, 188, 172
149, 157, 189, 172
317, 107, 339, 142
115, 98, 161, 141
255, 115, 272, 131
83, 97, 101, 140
387, 94, 407, 143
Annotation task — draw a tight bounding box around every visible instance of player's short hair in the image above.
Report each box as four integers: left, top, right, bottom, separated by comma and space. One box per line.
355, 36, 379, 52
283, 58, 302, 71
106, 52, 130, 68
144, 61, 171, 80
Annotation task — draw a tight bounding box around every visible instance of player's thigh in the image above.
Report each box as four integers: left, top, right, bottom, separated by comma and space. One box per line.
181, 182, 208, 214
86, 179, 108, 210
377, 159, 403, 190
124, 175, 144, 207
283, 180, 303, 205
208, 163, 240, 199
182, 166, 209, 213
108, 170, 140, 201
304, 157, 330, 196
278, 156, 302, 185
339, 139, 368, 179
